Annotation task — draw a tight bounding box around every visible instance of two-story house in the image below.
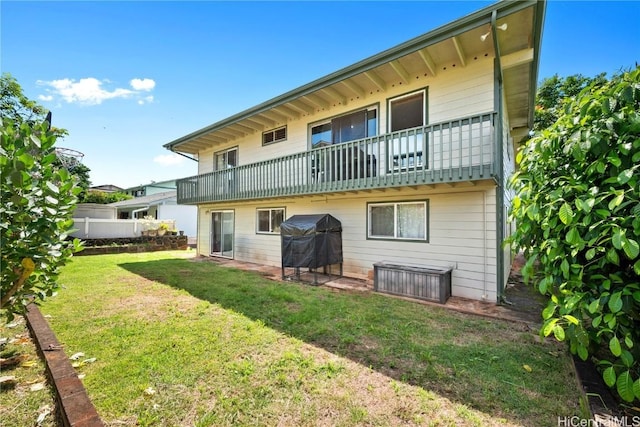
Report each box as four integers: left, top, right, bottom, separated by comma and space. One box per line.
164, 0, 546, 302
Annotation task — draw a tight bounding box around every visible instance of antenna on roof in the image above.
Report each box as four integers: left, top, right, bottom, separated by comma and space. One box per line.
54, 147, 85, 171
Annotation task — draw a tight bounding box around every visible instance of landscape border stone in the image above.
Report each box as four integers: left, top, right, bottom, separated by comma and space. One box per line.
75, 235, 188, 256
25, 303, 104, 427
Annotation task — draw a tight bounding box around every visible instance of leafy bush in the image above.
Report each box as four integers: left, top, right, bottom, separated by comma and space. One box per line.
0, 118, 83, 320
534, 73, 608, 131
509, 68, 640, 404
80, 189, 132, 204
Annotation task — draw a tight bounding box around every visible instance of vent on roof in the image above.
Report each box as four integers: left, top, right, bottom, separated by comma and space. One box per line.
262, 126, 287, 146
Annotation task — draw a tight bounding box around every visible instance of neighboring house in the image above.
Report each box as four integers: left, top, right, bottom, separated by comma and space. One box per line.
163, 1, 545, 302
109, 190, 197, 238
125, 179, 177, 198
88, 184, 124, 193
109, 190, 177, 219
70, 193, 196, 239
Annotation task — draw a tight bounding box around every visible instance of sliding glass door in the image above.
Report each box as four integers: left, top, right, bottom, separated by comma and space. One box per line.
311, 107, 377, 149
211, 210, 234, 258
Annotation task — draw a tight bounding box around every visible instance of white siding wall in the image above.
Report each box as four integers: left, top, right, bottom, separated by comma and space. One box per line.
157, 204, 198, 238
428, 60, 494, 123
197, 58, 495, 176
196, 183, 498, 301
191, 56, 500, 301
198, 151, 214, 175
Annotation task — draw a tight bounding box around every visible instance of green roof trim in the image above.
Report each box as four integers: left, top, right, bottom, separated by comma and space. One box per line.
164, 0, 542, 151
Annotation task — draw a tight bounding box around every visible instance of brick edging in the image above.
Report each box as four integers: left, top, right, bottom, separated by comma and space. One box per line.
25, 303, 104, 427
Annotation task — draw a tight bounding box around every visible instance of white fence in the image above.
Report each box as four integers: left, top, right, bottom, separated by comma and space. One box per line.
71, 218, 177, 239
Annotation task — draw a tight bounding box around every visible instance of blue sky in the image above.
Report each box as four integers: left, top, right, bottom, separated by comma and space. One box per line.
2, 1, 638, 189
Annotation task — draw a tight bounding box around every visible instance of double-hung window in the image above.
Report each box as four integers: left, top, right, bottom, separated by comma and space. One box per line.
257, 208, 285, 234
368, 200, 428, 241
388, 89, 427, 171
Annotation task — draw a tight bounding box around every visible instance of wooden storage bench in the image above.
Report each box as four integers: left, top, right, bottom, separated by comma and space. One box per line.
373, 262, 452, 304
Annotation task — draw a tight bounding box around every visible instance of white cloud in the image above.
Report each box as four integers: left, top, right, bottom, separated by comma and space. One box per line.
138, 95, 155, 105
153, 153, 184, 166
37, 77, 156, 106
130, 78, 155, 91
38, 78, 132, 105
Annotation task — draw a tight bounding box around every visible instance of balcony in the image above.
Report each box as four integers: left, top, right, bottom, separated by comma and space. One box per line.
177, 113, 497, 205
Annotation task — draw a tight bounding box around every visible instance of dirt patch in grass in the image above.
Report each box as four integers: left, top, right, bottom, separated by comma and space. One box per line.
284, 301, 302, 313
99, 275, 203, 323
0, 317, 58, 427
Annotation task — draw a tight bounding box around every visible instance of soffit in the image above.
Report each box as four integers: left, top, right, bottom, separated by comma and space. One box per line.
497, 5, 538, 142
167, 1, 543, 154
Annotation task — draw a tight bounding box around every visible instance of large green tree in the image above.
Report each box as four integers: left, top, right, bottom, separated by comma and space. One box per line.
1, 118, 83, 319
81, 190, 132, 204
509, 68, 640, 403
1, 73, 67, 137
1, 73, 92, 192
534, 72, 608, 131
63, 161, 92, 199
1, 75, 83, 319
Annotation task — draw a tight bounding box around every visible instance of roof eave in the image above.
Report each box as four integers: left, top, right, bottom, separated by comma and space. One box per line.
528, 0, 547, 129
164, 0, 542, 152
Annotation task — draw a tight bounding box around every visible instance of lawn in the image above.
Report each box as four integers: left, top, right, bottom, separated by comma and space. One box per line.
35, 251, 583, 426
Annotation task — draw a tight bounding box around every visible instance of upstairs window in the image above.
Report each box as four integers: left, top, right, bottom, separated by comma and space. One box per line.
262, 126, 287, 146
214, 147, 238, 171
389, 89, 427, 132
310, 107, 377, 149
257, 208, 285, 234
387, 90, 428, 172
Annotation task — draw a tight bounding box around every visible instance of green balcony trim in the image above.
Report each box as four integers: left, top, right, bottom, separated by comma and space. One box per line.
177, 113, 498, 205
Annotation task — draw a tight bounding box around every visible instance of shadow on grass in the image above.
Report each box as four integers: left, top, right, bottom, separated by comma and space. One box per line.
119, 257, 579, 424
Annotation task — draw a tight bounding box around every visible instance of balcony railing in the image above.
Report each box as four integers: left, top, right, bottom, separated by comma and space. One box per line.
177, 112, 496, 204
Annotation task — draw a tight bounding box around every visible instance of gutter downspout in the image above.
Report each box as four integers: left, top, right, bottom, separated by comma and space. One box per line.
483, 191, 488, 300
196, 206, 201, 255
171, 149, 198, 162
492, 10, 506, 303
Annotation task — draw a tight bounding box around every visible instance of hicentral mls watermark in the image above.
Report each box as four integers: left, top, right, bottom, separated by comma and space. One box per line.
558, 416, 640, 427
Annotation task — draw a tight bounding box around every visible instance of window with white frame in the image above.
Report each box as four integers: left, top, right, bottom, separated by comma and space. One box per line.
388, 89, 427, 132
262, 126, 287, 146
368, 200, 428, 241
257, 208, 285, 234
310, 107, 378, 149
214, 147, 238, 171
387, 89, 428, 172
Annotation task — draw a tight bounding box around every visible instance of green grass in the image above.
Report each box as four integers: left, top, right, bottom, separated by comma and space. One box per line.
35, 251, 581, 426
